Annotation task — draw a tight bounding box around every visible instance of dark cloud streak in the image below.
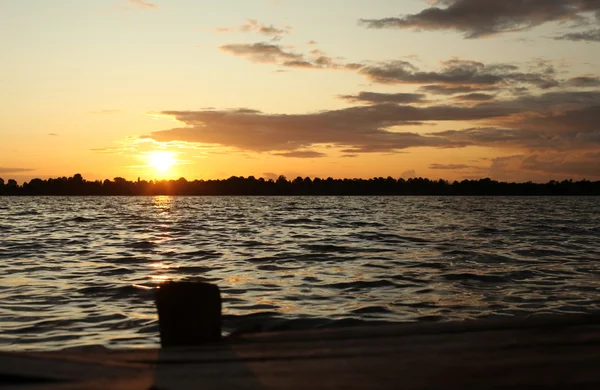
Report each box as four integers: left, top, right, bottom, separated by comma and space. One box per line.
0, 167, 36, 174
452, 93, 495, 101
220, 43, 302, 63
567, 76, 600, 87
216, 19, 290, 41
359, 59, 559, 89
429, 163, 473, 170
219, 43, 343, 69
339, 91, 427, 104
359, 0, 600, 38
555, 28, 600, 42
418, 84, 493, 95
272, 151, 327, 158
147, 104, 488, 153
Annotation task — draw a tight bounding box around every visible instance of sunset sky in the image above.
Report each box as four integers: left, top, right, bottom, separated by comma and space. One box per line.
2, 0, 600, 183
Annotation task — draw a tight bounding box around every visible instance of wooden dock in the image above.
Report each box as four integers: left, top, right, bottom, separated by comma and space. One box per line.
1, 313, 599, 389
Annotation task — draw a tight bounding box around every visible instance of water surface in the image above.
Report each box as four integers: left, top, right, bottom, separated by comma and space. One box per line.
1, 196, 599, 350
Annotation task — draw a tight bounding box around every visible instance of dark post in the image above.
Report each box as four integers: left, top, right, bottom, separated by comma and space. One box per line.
155, 281, 222, 347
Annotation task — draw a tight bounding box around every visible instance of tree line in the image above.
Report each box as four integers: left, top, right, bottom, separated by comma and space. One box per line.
0, 174, 599, 195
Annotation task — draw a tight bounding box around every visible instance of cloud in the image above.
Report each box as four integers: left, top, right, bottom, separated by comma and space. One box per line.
145, 89, 600, 155
216, 19, 290, 40
400, 169, 416, 179
434, 105, 600, 150
359, 0, 600, 38
0, 167, 36, 174
90, 147, 127, 155
127, 0, 156, 9
220, 43, 561, 92
433, 94, 600, 149
567, 76, 600, 87
219, 42, 344, 69
262, 172, 279, 180
339, 91, 427, 104
359, 58, 558, 89
555, 28, 600, 42
452, 93, 495, 101
510, 90, 600, 109
429, 163, 473, 170
520, 153, 600, 177
272, 151, 327, 158
418, 84, 493, 95
145, 104, 489, 154
220, 43, 302, 64
241, 20, 289, 40
514, 104, 600, 134
282, 60, 316, 68
48, 133, 58, 136
487, 152, 600, 180
434, 127, 551, 149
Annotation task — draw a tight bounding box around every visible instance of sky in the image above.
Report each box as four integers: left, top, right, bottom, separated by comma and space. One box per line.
1, 0, 600, 183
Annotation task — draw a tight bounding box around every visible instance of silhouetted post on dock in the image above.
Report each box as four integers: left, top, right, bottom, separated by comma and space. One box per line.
155, 281, 222, 347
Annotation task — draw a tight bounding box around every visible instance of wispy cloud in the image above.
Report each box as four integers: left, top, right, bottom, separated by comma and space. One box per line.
339, 91, 427, 104
215, 19, 290, 40
359, 59, 558, 89
359, 0, 600, 38
220, 42, 560, 93
567, 76, 600, 87
0, 167, 36, 174
555, 28, 600, 42
400, 169, 416, 179
272, 151, 327, 158
451, 93, 495, 101
487, 152, 600, 180
219, 42, 344, 69
418, 84, 493, 95
520, 152, 600, 177
220, 43, 302, 64
430, 163, 474, 170
90, 147, 130, 155
127, 0, 157, 9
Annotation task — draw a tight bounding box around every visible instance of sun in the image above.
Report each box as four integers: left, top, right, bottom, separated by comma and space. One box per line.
148, 151, 176, 173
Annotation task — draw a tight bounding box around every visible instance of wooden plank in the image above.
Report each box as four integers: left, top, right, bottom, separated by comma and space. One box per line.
1, 314, 599, 389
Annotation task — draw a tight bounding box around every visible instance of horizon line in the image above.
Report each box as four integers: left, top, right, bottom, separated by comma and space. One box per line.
2, 173, 600, 186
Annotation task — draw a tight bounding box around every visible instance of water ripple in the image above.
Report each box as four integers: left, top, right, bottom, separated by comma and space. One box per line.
0, 196, 599, 351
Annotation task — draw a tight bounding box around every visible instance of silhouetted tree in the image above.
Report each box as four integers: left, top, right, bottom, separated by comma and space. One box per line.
1, 173, 599, 196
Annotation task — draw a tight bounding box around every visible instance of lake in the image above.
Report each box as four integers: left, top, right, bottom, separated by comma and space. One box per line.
1, 196, 599, 350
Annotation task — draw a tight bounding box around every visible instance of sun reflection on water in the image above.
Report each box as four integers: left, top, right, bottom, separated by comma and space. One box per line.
3, 196, 598, 350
